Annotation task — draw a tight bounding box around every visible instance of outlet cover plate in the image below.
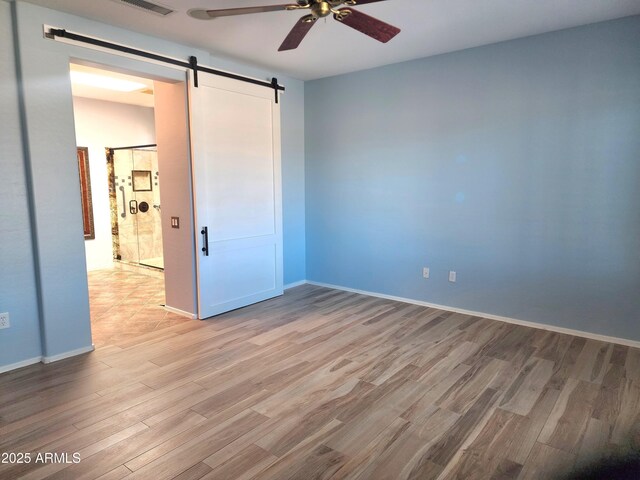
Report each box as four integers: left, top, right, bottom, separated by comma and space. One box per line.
0, 312, 10, 329
449, 271, 457, 283
422, 267, 430, 279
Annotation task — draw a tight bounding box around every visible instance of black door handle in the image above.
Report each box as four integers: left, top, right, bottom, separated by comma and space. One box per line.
201, 226, 209, 256
129, 200, 138, 214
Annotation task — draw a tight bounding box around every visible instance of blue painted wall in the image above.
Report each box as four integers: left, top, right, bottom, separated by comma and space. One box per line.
305, 16, 640, 341
0, 0, 42, 367
281, 80, 307, 286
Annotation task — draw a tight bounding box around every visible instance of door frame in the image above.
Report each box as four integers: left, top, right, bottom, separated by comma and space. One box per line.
66, 56, 195, 346
69, 57, 197, 332
16, 11, 215, 360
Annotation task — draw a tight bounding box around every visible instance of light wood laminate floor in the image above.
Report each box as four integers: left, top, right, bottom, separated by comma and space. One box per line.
1, 284, 639, 479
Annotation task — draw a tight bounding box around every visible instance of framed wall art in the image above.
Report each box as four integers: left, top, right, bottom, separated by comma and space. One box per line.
77, 147, 95, 240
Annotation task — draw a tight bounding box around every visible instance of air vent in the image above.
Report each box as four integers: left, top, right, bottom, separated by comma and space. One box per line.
112, 0, 174, 16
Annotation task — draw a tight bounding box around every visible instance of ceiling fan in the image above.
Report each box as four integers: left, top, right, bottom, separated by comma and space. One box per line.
188, 0, 401, 51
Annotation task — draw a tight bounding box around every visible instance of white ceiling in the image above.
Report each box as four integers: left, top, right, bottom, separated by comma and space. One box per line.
27, 0, 640, 80
70, 63, 155, 107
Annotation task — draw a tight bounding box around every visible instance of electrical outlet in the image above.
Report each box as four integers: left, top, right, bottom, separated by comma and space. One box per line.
0, 312, 9, 329
449, 271, 457, 283
422, 267, 430, 279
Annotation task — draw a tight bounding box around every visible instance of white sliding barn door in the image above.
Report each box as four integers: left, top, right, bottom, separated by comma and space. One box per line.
189, 71, 283, 319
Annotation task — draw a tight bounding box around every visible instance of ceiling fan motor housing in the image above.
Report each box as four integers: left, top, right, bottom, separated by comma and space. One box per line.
311, 1, 332, 18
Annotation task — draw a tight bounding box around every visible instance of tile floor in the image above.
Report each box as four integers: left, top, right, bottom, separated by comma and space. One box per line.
88, 268, 190, 346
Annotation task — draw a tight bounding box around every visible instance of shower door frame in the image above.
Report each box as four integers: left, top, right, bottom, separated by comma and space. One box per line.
106, 143, 163, 270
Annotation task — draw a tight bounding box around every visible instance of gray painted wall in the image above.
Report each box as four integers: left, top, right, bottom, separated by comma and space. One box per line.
0, 0, 42, 367
0, 0, 306, 369
305, 16, 640, 341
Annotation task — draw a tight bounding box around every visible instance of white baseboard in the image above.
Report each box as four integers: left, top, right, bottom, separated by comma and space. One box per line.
42, 344, 95, 364
1, 344, 97, 373
0, 356, 42, 374
164, 305, 198, 319
306, 280, 640, 349
284, 280, 307, 290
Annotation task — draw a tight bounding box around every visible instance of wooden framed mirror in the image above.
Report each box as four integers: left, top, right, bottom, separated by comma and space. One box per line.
77, 147, 95, 240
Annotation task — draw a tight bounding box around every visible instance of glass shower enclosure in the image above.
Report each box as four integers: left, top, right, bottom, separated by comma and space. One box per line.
108, 145, 164, 270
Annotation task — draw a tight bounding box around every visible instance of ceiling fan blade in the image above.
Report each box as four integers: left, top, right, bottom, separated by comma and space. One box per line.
279, 15, 316, 51
348, 0, 389, 4
334, 8, 400, 43
189, 5, 298, 20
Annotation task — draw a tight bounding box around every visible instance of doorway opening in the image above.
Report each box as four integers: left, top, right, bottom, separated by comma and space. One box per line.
71, 62, 188, 346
